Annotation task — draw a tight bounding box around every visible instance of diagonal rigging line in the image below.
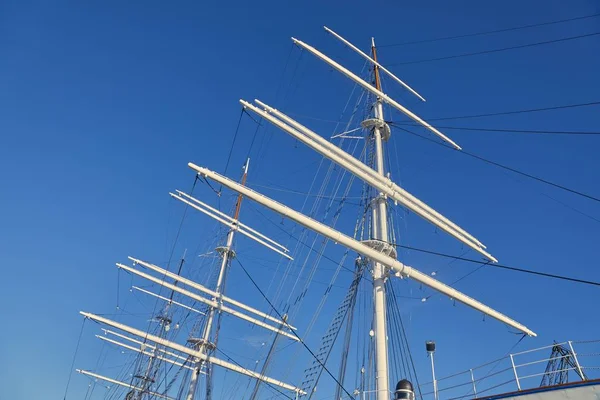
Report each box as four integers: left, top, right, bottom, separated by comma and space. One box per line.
387, 31, 600, 66
394, 243, 600, 287
390, 123, 600, 135
393, 125, 600, 204
215, 347, 294, 400
235, 258, 356, 399
379, 12, 600, 47
425, 100, 600, 122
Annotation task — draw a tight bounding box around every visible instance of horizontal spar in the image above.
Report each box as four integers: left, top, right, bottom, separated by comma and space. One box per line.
76, 369, 173, 400
291, 36, 461, 150
96, 334, 199, 373
252, 98, 486, 249
131, 286, 205, 315
170, 192, 293, 260
128, 257, 296, 330
190, 164, 535, 337
117, 262, 299, 340
81, 312, 305, 394
323, 26, 426, 102
102, 328, 192, 362
175, 190, 290, 252
243, 99, 495, 262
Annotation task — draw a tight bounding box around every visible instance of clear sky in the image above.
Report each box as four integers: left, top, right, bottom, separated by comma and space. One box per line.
1, 0, 600, 399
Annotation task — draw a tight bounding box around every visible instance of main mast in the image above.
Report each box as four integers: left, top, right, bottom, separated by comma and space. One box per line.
186, 160, 250, 400
369, 38, 391, 400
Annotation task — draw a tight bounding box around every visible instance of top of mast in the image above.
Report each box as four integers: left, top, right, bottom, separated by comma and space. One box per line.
371, 37, 383, 92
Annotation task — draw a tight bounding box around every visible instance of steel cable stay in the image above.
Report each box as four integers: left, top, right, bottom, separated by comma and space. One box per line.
235, 257, 357, 399
386, 31, 600, 66
392, 125, 600, 204
378, 12, 600, 48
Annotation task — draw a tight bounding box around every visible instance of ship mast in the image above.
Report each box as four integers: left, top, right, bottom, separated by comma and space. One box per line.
186, 159, 250, 400
369, 37, 391, 400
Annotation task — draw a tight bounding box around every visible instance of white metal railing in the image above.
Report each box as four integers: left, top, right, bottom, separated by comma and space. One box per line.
417, 339, 600, 400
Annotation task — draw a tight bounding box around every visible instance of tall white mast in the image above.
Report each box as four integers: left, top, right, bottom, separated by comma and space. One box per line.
185, 159, 250, 400
369, 37, 391, 400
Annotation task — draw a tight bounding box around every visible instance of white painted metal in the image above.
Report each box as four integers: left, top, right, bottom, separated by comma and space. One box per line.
291, 37, 462, 150
116, 262, 299, 341
170, 192, 293, 260
76, 369, 173, 400
429, 352, 439, 400
568, 341, 586, 380
244, 100, 496, 262
253, 98, 485, 250
96, 334, 199, 372
323, 26, 426, 102
371, 95, 390, 399
510, 354, 522, 390
80, 312, 305, 394
101, 329, 191, 362
131, 286, 205, 315
186, 226, 236, 400
189, 164, 537, 337
174, 190, 289, 252
128, 257, 296, 330
470, 368, 477, 398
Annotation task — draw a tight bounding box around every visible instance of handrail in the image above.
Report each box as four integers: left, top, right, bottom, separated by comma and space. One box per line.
422, 339, 600, 399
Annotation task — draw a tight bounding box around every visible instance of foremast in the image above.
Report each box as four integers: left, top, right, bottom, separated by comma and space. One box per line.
186, 160, 250, 400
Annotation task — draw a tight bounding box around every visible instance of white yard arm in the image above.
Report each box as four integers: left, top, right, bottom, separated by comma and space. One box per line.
323, 26, 426, 102
128, 257, 296, 330
117, 262, 299, 340
169, 192, 293, 260
252, 98, 486, 250
96, 335, 199, 372
291, 37, 461, 150
175, 190, 290, 253
242, 100, 495, 262
80, 312, 305, 394
76, 369, 173, 400
190, 164, 536, 337
101, 329, 190, 362
131, 286, 205, 315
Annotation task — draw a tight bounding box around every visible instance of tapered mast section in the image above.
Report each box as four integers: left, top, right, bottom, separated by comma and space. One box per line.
369, 37, 391, 400
186, 159, 249, 400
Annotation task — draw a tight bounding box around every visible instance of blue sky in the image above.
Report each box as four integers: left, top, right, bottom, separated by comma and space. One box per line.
1, 0, 599, 399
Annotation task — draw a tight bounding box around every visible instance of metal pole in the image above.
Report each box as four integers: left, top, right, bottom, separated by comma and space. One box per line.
509, 354, 521, 391
567, 341, 586, 380
186, 160, 250, 400
470, 369, 477, 398
370, 38, 390, 400
430, 353, 438, 400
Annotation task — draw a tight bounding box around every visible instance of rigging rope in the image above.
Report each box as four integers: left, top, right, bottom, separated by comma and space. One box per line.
392, 125, 600, 204
392, 242, 600, 287
387, 31, 600, 66
62, 317, 87, 400
236, 258, 356, 399
379, 12, 600, 48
